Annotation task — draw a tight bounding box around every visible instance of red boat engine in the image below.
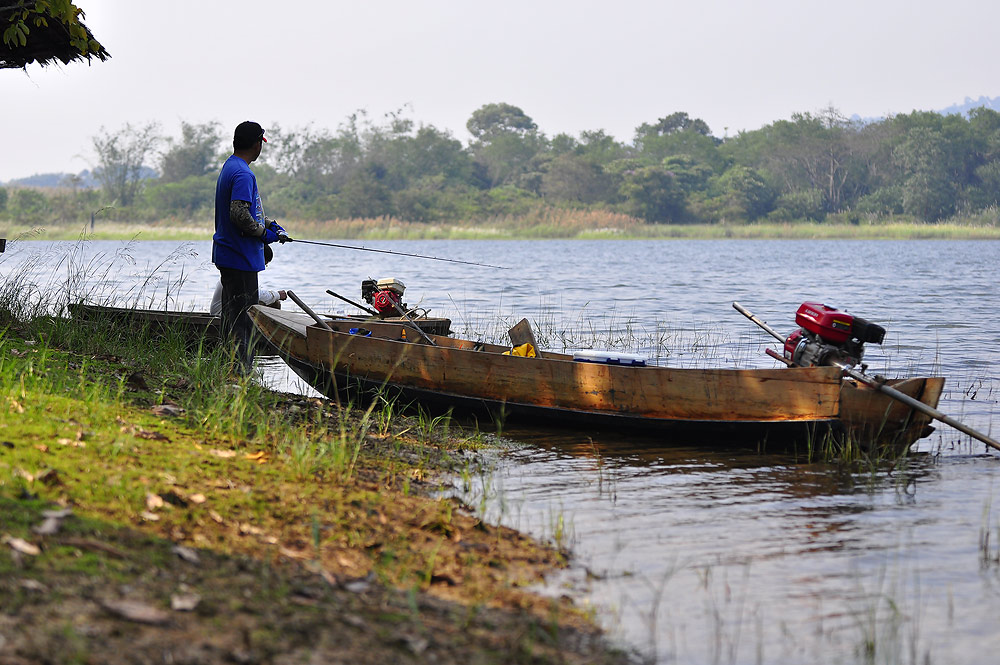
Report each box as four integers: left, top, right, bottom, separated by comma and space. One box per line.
783, 302, 886, 368
362, 278, 407, 316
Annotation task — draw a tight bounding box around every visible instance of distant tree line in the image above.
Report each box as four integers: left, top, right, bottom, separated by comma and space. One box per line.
3, 103, 1000, 227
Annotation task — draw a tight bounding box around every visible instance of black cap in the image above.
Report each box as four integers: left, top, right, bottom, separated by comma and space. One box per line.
234, 121, 266, 149
263, 244, 273, 264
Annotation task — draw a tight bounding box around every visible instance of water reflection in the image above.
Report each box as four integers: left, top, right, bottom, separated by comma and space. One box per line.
455, 421, 1000, 663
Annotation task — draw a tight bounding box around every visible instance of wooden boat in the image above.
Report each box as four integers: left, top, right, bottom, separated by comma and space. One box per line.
67, 302, 452, 352
248, 306, 946, 449
68, 303, 224, 348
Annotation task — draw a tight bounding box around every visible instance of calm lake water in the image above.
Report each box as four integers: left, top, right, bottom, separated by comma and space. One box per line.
4, 237, 999, 664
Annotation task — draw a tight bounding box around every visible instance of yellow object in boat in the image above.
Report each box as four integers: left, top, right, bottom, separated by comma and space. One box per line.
502, 343, 536, 358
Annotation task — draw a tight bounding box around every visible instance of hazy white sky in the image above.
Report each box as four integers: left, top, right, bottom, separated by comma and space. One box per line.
2, 0, 997, 182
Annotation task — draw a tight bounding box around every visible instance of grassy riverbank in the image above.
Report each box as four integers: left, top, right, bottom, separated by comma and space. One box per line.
7, 208, 1000, 242
0, 303, 629, 663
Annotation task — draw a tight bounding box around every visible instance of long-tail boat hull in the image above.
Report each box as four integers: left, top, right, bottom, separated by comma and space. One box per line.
249, 306, 944, 449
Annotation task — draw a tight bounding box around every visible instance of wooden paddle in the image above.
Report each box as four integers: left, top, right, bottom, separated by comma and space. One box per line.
508, 318, 542, 358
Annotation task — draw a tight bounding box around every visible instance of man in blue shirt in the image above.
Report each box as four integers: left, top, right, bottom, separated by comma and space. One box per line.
213, 121, 290, 374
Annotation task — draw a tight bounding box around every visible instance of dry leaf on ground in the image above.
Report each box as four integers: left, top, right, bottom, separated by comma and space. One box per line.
172, 545, 200, 564
279, 545, 312, 560
3, 535, 41, 556
33, 517, 62, 536
18, 579, 47, 592
58, 537, 127, 559
35, 469, 61, 485
171, 593, 201, 611
42, 508, 73, 519
151, 404, 185, 417
100, 599, 170, 625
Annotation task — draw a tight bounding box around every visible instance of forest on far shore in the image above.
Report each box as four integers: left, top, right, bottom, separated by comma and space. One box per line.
3, 103, 1000, 230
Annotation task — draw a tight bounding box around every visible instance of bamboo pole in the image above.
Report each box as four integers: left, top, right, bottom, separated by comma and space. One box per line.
286, 291, 333, 331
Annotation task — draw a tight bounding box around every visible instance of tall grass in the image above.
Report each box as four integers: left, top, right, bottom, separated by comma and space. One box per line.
450, 298, 767, 369
14, 210, 1000, 241
0, 239, 372, 480
0, 231, 201, 319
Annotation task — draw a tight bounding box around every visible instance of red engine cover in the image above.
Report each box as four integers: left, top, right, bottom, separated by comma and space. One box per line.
795, 302, 854, 344
371, 289, 402, 314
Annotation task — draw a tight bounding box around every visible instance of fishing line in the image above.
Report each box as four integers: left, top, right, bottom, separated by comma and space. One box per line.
287, 238, 508, 269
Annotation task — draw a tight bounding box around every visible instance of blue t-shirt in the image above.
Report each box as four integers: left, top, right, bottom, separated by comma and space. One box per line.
212, 155, 269, 272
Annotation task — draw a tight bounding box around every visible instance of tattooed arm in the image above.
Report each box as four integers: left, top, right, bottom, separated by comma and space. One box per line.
229, 199, 264, 237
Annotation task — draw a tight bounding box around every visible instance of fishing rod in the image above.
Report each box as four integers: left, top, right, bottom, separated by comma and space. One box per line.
733, 301, 1000, 452
285, 238, 508, 269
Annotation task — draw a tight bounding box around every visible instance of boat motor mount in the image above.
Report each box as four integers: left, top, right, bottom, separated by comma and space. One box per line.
783, 302, 885, 368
